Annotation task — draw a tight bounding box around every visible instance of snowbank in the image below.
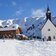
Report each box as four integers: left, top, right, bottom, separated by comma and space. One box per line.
0, 39, 56, 56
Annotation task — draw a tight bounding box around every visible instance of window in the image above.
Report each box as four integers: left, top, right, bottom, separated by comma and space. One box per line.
48, 29, 50, 31
48, 36, 51, 41
4, 26, 7, 28
53, 36, 55, 39
44, 36, 46, 38
12, 26, 15, 28
0, 26, 3, 28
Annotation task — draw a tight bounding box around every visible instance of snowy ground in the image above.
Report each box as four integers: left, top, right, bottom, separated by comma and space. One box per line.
0, 39, 56, 56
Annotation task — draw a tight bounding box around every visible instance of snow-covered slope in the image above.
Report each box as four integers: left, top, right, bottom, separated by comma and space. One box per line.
19, 17, 56, 38
0, 39, 56, 56
0, 19, 14, 27
17, 17, 46, 38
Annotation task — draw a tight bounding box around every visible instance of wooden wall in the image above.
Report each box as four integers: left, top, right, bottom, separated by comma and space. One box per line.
0, 28, 22, 39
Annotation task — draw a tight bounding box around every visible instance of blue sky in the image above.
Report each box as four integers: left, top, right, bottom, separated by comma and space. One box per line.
0, 0, 56, 20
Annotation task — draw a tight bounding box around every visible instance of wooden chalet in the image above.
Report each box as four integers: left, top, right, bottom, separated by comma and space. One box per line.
0, 24, 22, 39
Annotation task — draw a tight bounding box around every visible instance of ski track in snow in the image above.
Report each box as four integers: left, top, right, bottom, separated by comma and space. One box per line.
0, 39, 56, 56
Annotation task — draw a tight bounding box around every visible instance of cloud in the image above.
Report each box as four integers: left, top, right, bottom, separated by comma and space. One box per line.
16, 10, 22, 16
31, 9, 45, 18
12, 9, 24, 18
15, 9, 24, 16
12, 1, 17, 6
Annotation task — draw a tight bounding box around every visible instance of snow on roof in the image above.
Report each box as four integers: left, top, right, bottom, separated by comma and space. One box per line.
9, 24, 20, 29
48, 11, 51, 13
0, 24, 20, 31
0, 27, 16, 31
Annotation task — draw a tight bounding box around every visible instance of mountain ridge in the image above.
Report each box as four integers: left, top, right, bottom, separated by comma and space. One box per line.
0, 17, 56, 38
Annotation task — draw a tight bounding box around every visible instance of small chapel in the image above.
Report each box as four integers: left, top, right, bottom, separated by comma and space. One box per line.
41, 6, 56, 41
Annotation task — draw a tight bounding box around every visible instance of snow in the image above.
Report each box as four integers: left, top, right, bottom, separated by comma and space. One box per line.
0, 39, 56, 56
0, 39, 16, 56
7, 19, 13, 25
0, 27, 16, 31
48, 11, 51, 13
0, 20, 4, 26
9, 24, 20, 29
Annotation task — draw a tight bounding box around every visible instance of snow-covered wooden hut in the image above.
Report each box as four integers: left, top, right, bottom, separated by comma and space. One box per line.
0, 24, 22, 39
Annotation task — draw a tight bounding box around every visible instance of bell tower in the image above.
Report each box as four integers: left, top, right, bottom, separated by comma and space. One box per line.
46, 6, 51, 21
